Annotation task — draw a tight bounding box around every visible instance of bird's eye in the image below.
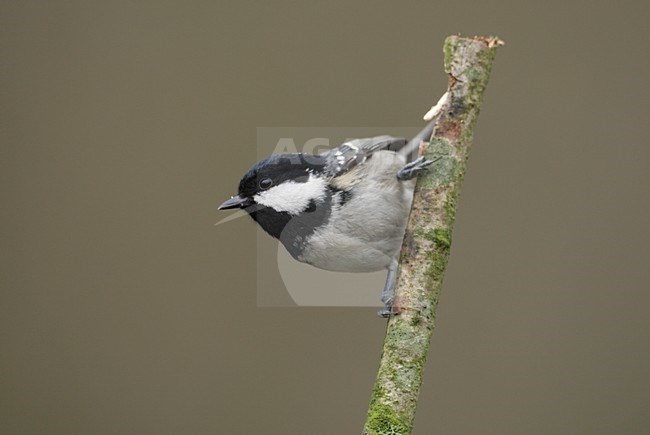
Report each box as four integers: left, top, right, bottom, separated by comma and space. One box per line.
259, 178, 273, 190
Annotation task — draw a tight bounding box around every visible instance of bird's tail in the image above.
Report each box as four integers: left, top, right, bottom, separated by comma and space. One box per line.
398, 119, 436, 162
398, 91, 450, 161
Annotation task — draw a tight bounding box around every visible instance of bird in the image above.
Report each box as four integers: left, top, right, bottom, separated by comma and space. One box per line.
218, 121, 438, 316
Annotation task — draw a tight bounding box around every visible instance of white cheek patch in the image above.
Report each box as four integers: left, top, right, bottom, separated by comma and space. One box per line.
254, 175, 327, 215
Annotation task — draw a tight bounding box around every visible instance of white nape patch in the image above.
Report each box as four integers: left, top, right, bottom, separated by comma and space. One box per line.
254, 174, 327, 215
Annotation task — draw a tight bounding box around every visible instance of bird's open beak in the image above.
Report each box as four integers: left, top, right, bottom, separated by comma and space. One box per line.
218, 195, 251, 210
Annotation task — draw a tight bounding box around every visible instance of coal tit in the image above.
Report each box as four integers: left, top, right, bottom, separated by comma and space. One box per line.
219, 121, 438, 316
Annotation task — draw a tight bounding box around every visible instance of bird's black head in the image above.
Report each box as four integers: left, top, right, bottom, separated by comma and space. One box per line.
218, 153, 330, 244
238, 154, 321, 199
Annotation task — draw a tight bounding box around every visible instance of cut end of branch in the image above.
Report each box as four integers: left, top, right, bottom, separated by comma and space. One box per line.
474, 35, 505, 47
443, 34, 503, 102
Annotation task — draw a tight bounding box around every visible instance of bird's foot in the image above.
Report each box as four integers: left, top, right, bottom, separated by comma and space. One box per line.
377, 304, 400, 318
397, 156, 439, 181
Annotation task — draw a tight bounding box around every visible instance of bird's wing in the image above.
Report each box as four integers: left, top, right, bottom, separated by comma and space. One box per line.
322, 135, 406, 178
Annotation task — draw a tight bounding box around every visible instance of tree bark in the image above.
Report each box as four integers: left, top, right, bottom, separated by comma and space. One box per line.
363, 35, 503, 435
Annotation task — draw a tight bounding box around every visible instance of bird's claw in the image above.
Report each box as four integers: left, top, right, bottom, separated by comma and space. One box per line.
397, 156, 437, 180
377, 306, 400, 318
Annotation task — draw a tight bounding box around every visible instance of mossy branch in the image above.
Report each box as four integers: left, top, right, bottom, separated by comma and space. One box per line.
363, 35, 502, 435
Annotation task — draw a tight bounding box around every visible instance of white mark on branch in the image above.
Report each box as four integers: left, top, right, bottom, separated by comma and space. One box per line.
423, 91, 450, 121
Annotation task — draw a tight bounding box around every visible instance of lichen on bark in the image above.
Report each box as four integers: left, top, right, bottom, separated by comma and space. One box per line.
363, 35, 502, 435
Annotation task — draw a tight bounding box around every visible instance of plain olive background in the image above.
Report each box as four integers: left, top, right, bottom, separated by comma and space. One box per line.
1, 1, 649, 434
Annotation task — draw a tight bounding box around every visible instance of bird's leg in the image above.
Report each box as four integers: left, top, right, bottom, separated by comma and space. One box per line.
396, 156, 441, 181
378, 258, 399, 318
